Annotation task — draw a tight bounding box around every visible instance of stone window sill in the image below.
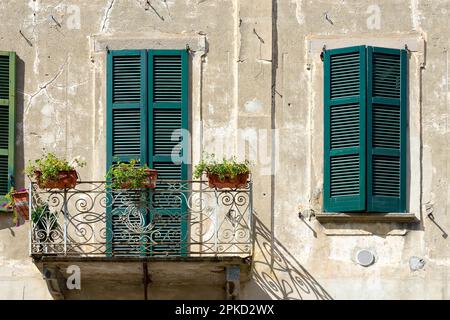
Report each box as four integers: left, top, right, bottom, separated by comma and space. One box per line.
315, 213, 418, 223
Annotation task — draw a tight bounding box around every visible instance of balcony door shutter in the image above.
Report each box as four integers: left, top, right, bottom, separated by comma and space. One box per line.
106, 49, 189, 256
0, 51, 15, 201
148, 50, 188, 256
366, 47, 407, 212
106, 50, 147, 256
323, 46, 367, 212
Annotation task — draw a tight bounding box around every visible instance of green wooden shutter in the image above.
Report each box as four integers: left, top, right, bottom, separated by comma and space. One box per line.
367, 47, 407, 212
148, 50, 188, 256
0, 51, 15, 202
106, 50, 147, 255
324, 46, 366, 212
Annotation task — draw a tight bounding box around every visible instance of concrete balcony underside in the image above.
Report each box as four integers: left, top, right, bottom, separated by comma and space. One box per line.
33, 255, 252, 286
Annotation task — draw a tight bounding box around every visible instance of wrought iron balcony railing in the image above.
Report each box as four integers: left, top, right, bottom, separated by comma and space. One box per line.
29, 180, 253, 257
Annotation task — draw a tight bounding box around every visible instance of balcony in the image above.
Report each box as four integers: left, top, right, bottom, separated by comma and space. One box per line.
29, 180, 253, 298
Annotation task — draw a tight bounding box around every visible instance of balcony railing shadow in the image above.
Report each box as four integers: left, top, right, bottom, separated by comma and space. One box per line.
252, 216, 333, 300
29, 180, 253, 258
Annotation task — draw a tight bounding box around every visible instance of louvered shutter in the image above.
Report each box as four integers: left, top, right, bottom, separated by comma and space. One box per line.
323, 46, 366, 212
148, 50, 188, 256
106, 50, 147, 255
0, 52, 15, 201
367, 47, 407, 212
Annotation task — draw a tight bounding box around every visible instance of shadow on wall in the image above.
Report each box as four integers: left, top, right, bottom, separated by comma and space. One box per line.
251, 216, 332, 300
15, 55, 25, 190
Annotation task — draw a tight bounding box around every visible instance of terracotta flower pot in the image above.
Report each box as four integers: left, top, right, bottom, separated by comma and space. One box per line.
144, 169, 158, 189
207, 172, 249, 189
12, 190, 29, 220
35, 170, 78, 189
118, 169, 158, 189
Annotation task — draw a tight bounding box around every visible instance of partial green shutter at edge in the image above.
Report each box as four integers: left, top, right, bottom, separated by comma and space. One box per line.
323, 46, 366, 212
366, 47, 407, 212
0, 51, 15, 207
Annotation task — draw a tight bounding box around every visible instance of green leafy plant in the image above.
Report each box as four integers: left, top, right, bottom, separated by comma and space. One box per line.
31, 204, 51, 224
31, 204, 58, 234
25, 152, 86, 184
193, 153, 251, 180
106, 159, 152, 189
2, 187, 18, 225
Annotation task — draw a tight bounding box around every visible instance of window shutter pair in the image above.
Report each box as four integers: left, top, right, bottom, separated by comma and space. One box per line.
107, 49, 188, 178
0, 51, 15, 201
106, 49, 188, 256
323, 46, 407, 213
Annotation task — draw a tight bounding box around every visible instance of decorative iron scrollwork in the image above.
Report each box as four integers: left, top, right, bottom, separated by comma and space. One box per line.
30, 180, 253, 257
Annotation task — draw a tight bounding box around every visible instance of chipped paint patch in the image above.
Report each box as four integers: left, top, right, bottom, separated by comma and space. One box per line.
410, 0, 422, 31
208, 103, 215, 115
244, 98, 263, 113
291, 0, 305, 25
422, 144, 434, 205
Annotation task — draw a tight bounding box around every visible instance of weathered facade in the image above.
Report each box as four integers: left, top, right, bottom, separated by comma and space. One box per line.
0, 0, 449, 299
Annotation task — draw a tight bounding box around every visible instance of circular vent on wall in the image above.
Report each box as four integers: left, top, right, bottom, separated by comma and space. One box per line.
356, 249, 375, 267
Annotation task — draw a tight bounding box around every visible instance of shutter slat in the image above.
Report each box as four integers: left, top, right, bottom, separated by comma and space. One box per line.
0, 107, 8, 149
112, 55, 141, 103
330, 52, 360, 99
0, 56, 9, 100
151, 215, 183, 256
372, 52, 401, 99
330, 155, 360, 197
0, 156, 8, 195
153, 109, 182, 156
330, 103, 360, 149
112, 109, 141, 157
373, 155, 401, 197
153, 55, 182, 102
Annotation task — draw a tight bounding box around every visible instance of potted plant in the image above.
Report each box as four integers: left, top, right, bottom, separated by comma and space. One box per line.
1, 187, 29, 226
25, 152, 86, 189
193, 154, 251, 189
106, 159, 158, 189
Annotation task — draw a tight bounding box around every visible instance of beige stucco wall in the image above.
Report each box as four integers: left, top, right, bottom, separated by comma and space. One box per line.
0, 0, 449, 299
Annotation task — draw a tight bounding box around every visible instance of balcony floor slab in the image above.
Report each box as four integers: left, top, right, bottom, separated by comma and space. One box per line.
32, 255, 252, 286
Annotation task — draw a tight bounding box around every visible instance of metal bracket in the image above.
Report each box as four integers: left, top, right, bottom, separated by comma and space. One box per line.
225, 266, 240, 300
9, 174, 14, 188
404, 44, 411, 55
143, 262, 152, 300
320, 45, 326, 62
42, 266, 66, 300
